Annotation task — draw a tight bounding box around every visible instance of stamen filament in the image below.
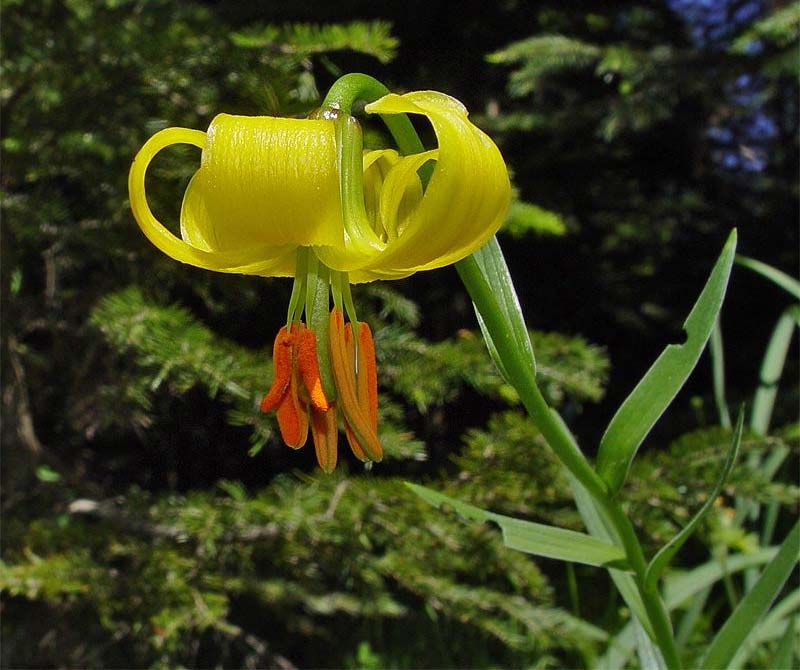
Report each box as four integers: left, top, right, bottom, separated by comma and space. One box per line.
286, 248, 309, 327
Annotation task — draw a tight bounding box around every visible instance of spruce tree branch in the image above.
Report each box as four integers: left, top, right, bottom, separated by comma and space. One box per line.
67, 498, 282, 543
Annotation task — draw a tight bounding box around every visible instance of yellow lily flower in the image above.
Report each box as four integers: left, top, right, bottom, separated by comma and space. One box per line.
128, 81, 510, 472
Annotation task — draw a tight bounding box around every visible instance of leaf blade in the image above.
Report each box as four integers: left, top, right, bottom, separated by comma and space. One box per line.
596, 230, 737, 493
406, 482, 628, 568
644, 408, 743, 589
469, 236, 536, 381
751, 305, 800, 434
737, 254, 800, 301
701, 518, 800, 670
600, 549, 781, 670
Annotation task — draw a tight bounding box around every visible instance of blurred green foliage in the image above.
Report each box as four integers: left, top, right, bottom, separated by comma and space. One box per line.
2, 0, 797, 668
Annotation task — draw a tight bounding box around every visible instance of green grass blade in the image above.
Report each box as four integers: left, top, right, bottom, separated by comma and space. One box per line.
600, 549, 780, 670
770, 613, 797, 670
406, 482, 628, 568
597, 230, 737, 493
709, 319, 732, 429
700, 518, 800, 670
729, 589, 800, 669
634, 618, 667, 670
469, 236, 537, 381
751, 305, 800, 434
675, 587, 710, 649
644, 409, 743, 590
664, 549, 779, 606
736, 305, 799, 541
568, 473, 656, 643
737, 254, 800, 301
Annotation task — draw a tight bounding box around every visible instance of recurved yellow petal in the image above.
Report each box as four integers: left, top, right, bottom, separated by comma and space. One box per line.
182, 114, 344, 251
318, 91, 510, 282
129, 126, 296, 276
363, 91, 511, 275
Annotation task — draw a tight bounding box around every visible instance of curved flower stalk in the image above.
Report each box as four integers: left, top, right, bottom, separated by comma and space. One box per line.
128, 74, 511, 472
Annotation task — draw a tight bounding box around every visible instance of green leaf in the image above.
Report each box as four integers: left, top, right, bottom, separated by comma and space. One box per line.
701, 518, 800, 670
466, 236, 536, 382
737, 254, 800, 301
596, 230, 737, 493
729, 589, 800, 669
633, 618, 667, 670
601, 549, 780, 670
709, 319, 732, 428
751, 305, 800, 434
569, 473, 657, 656
644, 408, 743, 590
664, 549, 780, 606
406, 483, 628, 569
742, 305, 799, 544
770, 613, 797, 670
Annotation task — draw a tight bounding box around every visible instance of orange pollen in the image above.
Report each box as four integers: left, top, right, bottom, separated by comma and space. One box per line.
260, 308, 382, 471
330, 309, 382, 463
259, 326, 294, 412
310, 404, 338, 474
296, 326, 329, 412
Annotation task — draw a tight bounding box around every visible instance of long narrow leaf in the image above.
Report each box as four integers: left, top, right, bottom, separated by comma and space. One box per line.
468, 236, 537, 382
664, 549, 780, 606
597, 231, 737, 493
406, 482, 628, 568
751, 305, 800, 434
729, 589, 800, 669
568, 474, 654, 636
701, 518, 800, 670
709, 319, 732, 428
737, 305, 800, 542
675, 587, 710, 648
644, 409, 743, 589
601, 549, 779, 670
737, 254, 800, 301
770, 614, 797, 670
634, 618, 667, 670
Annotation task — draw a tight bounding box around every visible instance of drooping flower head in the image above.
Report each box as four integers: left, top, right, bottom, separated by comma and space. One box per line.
128, 75, 510, 472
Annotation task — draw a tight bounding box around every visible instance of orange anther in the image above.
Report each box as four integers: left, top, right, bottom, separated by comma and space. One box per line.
260, 326, 294, 412
311, 405, 338, 473
343, 325, 367, 461
344, 322, 382, 462
276, 358, 308, 448
296, 326, 329, 412
330, 310, 382, 462
355, 322, 378, 430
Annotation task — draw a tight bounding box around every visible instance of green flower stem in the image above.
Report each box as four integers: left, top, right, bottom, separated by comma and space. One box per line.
324, 71, 680, 669
456, 254, 681, 670
322, 73, 425, 156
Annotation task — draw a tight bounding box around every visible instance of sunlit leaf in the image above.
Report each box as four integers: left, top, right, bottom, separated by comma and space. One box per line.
461, 236, 536, 383
407, 482, 628, 568
701, 519, 800, 670
644, 408, 743, 590
737, 254, 800, 301
596, 230, 737, 493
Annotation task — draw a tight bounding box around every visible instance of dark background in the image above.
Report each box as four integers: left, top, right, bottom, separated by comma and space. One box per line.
2, 0, 798, 668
